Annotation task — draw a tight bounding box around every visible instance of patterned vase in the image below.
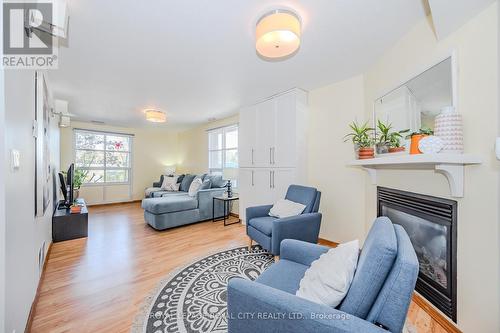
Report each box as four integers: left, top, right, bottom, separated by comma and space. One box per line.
434, 106, 463, 154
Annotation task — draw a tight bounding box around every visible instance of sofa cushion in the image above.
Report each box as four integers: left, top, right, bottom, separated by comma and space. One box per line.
338, 217, 397, 319
200, 179, 211, 190
142, 196, 198, 215
248, 216, 277, 236
285, 185, 318, 213
180, 174, 196, 192
256, 259, 309, 294
205, 175, 226, 188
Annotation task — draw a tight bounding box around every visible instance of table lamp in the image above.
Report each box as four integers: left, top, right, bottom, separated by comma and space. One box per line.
222, 168, 238, 198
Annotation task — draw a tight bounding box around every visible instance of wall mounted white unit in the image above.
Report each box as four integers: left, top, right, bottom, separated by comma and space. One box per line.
239, 89, 308, 222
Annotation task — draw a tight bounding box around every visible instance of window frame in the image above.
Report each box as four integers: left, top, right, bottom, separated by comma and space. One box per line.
73, 129, 133, 186
207, 124, 238, 175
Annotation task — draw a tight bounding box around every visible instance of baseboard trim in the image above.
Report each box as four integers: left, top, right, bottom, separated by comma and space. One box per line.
318, 238, 339, 247
412, 292, 462, 333
88, 200, 142, 208
229, 212, 239, 218
25, 242, 53, 333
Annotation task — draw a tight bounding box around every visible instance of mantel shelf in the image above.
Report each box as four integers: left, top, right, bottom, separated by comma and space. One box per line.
347, 153, 482, 198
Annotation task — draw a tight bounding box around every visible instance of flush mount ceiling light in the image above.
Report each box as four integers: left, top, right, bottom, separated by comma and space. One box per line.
255, 9, 301, 59
144, 109, 166, 123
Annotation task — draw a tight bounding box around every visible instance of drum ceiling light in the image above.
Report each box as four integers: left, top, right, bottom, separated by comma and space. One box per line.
255, 9, 301, 59
145, 109, 166, 123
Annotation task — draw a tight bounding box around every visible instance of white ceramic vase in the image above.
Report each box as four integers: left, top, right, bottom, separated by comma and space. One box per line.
434, 106, 463, 154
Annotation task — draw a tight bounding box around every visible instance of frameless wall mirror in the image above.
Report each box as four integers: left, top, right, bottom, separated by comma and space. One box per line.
374, 57, 453, 137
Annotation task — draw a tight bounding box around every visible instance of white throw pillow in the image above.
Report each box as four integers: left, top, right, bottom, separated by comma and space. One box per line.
296, 240, 360, 308
269, 199, 306, 218
188, 177, 203, 197
164, 183, 180, 192
161, 175, 179, 191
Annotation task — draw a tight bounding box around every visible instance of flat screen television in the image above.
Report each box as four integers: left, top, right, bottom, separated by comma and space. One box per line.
58, 163, 74, 208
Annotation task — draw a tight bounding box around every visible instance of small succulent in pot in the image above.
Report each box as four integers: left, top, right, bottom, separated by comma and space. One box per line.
375, 120, 391, 154
344, 121, 375, 159
387, 128, 410, 153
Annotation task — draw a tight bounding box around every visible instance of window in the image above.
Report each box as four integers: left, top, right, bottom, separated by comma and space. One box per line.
74, 129, 132, 184
208, 124, 238, 175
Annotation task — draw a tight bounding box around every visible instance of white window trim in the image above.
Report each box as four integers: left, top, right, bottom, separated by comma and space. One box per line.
207, 124, 238, 175
73, 129, 134, 186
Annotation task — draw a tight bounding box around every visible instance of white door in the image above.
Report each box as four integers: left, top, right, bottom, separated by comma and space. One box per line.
238, 168, 254, 222
274, 93, 297, 167
239, 106, 257, 167
271, 168, 296, 201
253, 168, 275, 205
255, 99, 276, 167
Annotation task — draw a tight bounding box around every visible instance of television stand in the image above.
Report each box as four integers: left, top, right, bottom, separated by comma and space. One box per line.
52, 199, 88, 242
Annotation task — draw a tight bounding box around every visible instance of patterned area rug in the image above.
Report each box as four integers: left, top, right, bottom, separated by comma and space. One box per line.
132, 245, 274, 333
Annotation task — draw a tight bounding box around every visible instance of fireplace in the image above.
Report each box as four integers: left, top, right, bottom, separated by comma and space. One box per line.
377, 187, 457, 322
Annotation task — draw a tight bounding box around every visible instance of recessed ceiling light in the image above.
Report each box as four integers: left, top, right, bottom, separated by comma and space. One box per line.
144, 109, 167, 123
256, 9, 301, 59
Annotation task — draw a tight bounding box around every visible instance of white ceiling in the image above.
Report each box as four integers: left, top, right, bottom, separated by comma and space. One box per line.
49, 0, 428, 129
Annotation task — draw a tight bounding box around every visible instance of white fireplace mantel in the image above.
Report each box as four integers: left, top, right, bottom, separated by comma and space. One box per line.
348, 153, 482, 197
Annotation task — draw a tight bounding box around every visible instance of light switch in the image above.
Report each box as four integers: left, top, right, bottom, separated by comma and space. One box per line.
496, 138, 500, 160
11, 149, 20, 170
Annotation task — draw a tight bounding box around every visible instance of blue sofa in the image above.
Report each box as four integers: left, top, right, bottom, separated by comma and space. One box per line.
247, 185, 322, 255
142, 174, 227, 230
228, 217, 419, 333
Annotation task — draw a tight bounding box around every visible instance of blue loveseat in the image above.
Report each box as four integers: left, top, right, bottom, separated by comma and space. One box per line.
142, 174, 227, 230
228, 217, 419, 333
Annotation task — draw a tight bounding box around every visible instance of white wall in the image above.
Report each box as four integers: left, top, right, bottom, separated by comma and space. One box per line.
308, 76, 367, 243
363, 4, 499, 331
4, 71, 59, 333
0, 1, 6, 328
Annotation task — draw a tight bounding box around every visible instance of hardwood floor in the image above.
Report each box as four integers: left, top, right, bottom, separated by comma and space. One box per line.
30, 202, 450, 333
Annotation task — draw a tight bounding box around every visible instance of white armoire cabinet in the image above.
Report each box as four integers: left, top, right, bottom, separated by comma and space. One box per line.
239, 89, 308, 223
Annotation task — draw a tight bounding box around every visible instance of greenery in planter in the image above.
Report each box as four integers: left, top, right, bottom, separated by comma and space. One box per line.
61, 169, 90, 190
343, 121, 375, 148
405, 127, 434, 139
375, 120, 409, 150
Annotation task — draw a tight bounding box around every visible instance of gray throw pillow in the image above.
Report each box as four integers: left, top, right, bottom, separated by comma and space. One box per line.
211, 175, 226, 188
176, 174, 185, 184
200, 179, 211, 190
180, 174, 196, 192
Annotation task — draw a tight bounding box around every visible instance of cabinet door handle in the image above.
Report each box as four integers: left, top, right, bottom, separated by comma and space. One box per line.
272, 147, 275, 164
272, 171, 275, 188
251, 148, 254, 165
251, 170, 254, 186
269, 148, 272, 164
269, 171, 272, 188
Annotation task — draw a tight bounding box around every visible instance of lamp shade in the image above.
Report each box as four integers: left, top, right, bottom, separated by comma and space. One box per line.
256, 9, 301, 59
145, 109, 166, 123
165, 165, 176, 175
223, 168, 239, 180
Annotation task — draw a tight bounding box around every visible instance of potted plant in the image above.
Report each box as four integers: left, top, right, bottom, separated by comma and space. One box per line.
406, 128, 434, 155
62, 169, 87, 200
375, 120, 392, 154
344, 121, 375, 159
387, 128, 410, 153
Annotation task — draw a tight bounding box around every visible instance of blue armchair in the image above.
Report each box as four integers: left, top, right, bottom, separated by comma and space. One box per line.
228, 217, 419, 333
246, 184, 322, 256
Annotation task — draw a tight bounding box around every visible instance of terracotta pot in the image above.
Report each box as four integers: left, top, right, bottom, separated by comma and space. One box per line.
409, 134, 427, 155
358, 147, 375, 159
388, 146, 405, 153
